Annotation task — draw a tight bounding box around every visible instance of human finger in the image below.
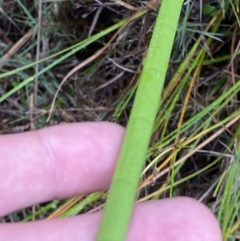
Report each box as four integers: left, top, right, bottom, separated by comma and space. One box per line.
0, 197, 222, 241
0, 122, 124, 216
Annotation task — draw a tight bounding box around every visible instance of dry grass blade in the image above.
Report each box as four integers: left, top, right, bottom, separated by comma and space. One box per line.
0, 28, 34, 68
47, 9, 147, 122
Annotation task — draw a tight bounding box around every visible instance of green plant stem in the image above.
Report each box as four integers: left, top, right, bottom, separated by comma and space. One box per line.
96, 1, 184, 240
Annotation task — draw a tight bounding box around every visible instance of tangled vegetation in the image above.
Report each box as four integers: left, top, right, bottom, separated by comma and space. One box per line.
0, 1, 240, 240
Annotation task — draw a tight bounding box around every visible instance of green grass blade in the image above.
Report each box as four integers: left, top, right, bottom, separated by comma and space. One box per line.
96, 1, 184, 240
0, 13, 146, 103
0, 13, 144, 79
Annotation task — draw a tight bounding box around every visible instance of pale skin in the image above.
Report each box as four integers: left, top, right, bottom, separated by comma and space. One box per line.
0, 122, 222, 241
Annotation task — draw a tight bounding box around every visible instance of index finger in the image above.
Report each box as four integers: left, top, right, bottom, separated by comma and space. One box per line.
0, 122, 124, 216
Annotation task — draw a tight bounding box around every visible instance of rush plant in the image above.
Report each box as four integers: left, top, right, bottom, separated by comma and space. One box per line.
96, 1, 184, 240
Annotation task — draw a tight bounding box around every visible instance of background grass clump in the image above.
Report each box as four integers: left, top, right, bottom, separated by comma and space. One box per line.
0, 0, 240, 240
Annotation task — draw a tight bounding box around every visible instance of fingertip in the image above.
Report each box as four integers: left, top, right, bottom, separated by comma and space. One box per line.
172, 197, 222, 241
127, 197, 222, 241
